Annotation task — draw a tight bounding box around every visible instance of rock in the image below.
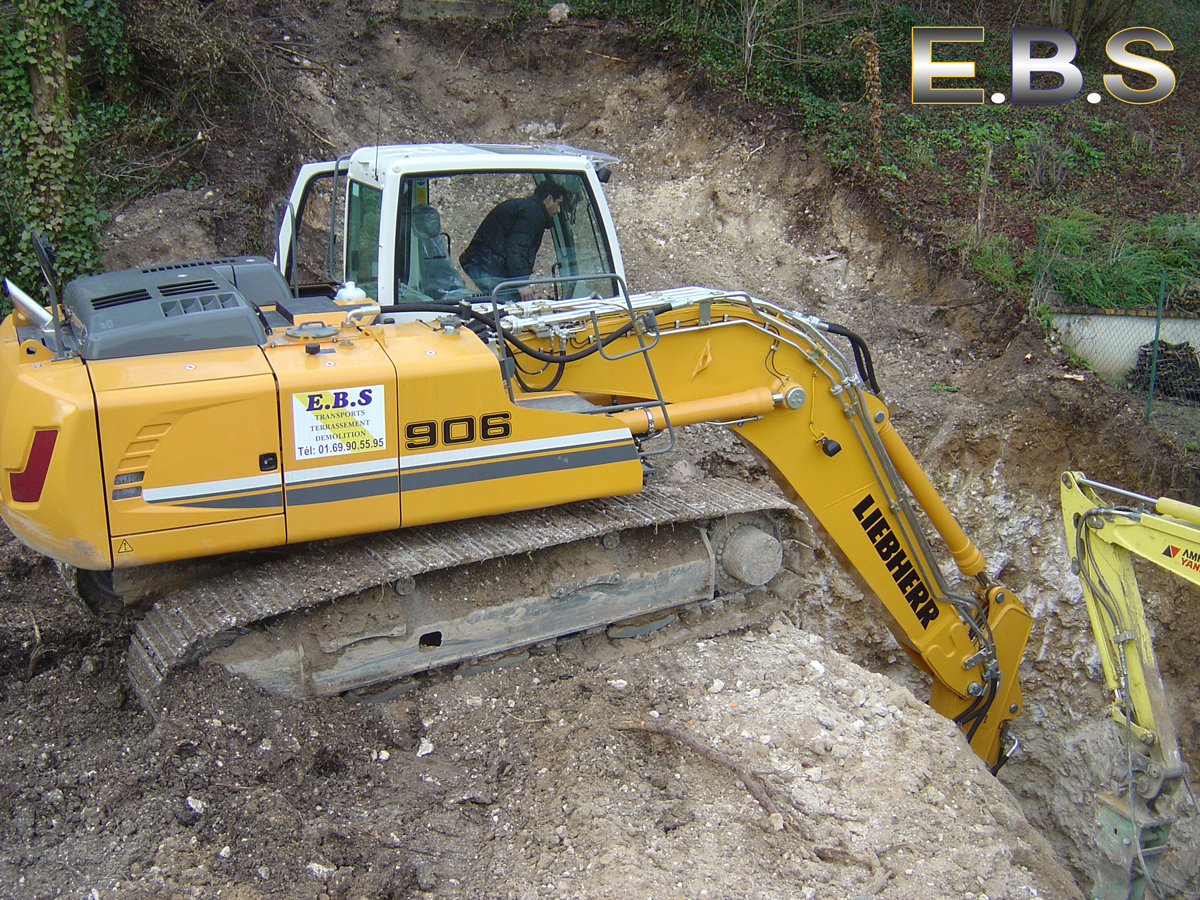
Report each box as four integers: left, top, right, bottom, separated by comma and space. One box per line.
328, 866, 355, 898
415, 866, 438, 891
307, 862, 335, 882
657, 802, 693, 832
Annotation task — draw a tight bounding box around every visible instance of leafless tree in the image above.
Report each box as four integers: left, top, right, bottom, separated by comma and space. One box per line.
725, 0, 855, 90
1048, 0, 1139, 56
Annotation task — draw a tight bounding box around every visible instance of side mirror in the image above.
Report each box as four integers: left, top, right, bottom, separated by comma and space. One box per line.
596, 167, 612, 184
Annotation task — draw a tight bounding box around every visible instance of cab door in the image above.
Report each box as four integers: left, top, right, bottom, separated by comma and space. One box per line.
276, 158, 348, 288
276, 160, 391, 304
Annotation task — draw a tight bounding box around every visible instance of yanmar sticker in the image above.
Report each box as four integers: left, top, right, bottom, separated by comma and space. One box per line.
1164, 545, 1200, 571
293, 385, 386, 459
854, 493, 940, 628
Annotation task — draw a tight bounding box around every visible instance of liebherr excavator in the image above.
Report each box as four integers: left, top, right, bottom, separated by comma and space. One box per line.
0, 143, 1032, 772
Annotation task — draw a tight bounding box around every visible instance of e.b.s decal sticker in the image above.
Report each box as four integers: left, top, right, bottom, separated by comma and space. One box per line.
293, 385, 386, 458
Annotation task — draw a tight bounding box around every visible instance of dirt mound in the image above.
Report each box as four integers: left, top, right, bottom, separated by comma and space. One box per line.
0, 607, 1082, 900
102, 189, 255, 272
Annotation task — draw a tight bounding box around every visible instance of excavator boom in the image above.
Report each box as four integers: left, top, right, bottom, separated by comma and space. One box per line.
1061, 472, 1191, 900
496, 285, 1032, 767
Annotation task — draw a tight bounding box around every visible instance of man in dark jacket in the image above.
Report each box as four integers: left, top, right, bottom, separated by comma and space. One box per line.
460, 180, 567, 298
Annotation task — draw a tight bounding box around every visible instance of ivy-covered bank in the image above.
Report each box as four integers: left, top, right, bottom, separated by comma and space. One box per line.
0, 0, 129, 289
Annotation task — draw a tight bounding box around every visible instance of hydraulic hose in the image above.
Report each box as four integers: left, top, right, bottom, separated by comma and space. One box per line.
958, 677, 998, 742
515, 361, 566, 393
499, 302, 675, 365
377, 299, 674, 390
379, 300, 675, 366
822, 322, 880, 394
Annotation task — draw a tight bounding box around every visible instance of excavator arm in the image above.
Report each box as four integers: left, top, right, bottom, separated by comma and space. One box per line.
1060, 472, 1191, 900
473, 280, 1033, 771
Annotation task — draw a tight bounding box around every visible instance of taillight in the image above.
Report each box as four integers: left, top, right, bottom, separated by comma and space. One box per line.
10, 430, 58, 502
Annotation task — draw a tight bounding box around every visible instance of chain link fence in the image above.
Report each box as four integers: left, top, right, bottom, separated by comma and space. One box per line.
1035, 217, 1200, 438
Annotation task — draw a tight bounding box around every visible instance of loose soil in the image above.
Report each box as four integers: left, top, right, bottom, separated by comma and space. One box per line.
3, 6, 1198, 899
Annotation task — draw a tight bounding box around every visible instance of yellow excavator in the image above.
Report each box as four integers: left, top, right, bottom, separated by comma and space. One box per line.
1061, 473, 1194, 900
0, 143, 1031, 772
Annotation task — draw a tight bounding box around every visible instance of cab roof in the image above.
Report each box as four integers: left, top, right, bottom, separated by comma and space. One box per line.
343, 143, 619, 180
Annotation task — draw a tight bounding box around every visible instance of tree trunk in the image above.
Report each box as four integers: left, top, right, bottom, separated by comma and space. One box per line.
22, 6, 70, 119
18, 5, 73, 236
1049, 0, 1139, 56
794, 0, 804, 69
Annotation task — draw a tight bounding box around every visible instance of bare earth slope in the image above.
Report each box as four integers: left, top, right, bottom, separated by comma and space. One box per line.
2, 8, 1197, 899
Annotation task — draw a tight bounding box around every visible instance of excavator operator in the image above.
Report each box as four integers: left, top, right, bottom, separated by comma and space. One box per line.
459, 180, 567, 299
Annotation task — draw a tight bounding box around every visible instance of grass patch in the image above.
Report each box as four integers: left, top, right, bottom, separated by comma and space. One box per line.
1036, 212, 1200, 312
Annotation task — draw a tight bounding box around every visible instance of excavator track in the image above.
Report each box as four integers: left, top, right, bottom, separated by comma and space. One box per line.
128, 478, 798, 713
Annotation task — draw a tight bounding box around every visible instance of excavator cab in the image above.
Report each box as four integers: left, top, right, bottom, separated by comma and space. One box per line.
275, 151, 623, 308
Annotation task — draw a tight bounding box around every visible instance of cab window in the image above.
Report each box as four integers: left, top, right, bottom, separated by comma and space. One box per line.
394, 171, 616, 302
346, 180, 383, 300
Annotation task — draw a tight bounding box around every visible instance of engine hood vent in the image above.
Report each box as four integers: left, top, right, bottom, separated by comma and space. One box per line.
61, 257, 284, 360
157, 278, 221, 297
141, 257, 247, 274
89, 287, 153, 310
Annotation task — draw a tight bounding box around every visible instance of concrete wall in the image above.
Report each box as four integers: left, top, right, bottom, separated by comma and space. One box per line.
1050, 311, 1200, 382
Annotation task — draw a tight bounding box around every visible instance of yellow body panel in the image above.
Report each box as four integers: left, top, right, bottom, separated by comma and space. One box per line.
89, 348, 283, 549
267, 331, 401, 543
0, 315, 643, 564
0, 321, 108, 568
86, 345, 275, 391
385, 323, 641, 527
110, 514, 285, 568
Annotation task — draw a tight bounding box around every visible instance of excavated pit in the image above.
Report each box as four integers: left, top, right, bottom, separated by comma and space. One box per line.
0, 9, 1196, 900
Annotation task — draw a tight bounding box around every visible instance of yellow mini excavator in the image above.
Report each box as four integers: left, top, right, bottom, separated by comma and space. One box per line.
1061, 473, 1194, 900
0, 143, 1032, 773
